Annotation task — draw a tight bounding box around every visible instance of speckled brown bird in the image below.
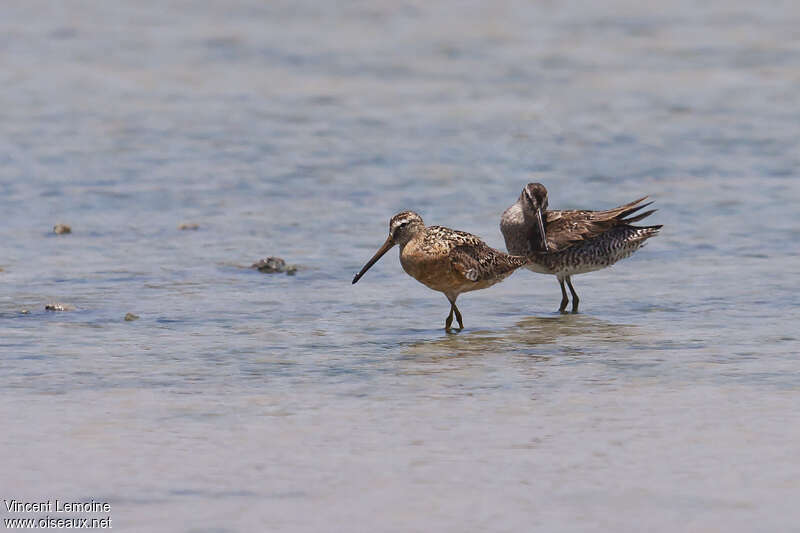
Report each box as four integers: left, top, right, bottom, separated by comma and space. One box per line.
501, 183, 662, 313
352, 211, 528, 331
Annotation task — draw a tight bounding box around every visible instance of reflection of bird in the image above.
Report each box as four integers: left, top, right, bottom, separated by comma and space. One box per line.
501, 183, 662, 313
401, 314, 642, 369
352, 211, 528, 331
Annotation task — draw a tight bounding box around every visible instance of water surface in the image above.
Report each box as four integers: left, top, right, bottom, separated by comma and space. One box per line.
1, 1, 799, 531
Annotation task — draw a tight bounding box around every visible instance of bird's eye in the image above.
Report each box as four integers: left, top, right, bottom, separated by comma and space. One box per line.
399, 221, 409, 227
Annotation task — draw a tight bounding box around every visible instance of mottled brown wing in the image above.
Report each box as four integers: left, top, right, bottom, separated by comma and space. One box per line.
543, 197, 652, 252
423, 226, 496, 282
425, 226, 484, 252
542, 211, 617, 252
450, 243, 523, 282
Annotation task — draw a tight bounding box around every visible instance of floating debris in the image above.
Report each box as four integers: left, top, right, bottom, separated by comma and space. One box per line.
178, 222, 199, 231
53, 224, 71, 234
45, 303, 75, 311
124, 312, 140, 321
251, 256, 298, 275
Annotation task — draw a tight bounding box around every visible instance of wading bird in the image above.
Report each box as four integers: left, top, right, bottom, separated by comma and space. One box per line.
353, 211, 528, 331
500, 183, 661, 313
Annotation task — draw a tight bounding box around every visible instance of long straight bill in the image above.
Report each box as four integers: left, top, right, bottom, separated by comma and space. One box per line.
352, 236, 395, 284
536, 208, 548, 252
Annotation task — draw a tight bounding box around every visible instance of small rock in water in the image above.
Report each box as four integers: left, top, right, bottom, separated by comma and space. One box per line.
251, 256, 299, 275
178, 222, 199, 231
124, 312, 140, 321
253, 256, 285, 272
53, 224, 71, 234
45, 303, 75, 311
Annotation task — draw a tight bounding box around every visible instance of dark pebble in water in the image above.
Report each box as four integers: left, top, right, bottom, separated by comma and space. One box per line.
178, 222, 199, 230
252, 256, 299, 275
124, 312, 140, 321
45, 303, 75, 311
53, 224, 71, 234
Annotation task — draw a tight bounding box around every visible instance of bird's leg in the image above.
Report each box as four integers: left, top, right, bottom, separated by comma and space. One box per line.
445, 295, 463, 331
558, 278, 569, 313
566, 276, 579, 313
452, 301, 464, 330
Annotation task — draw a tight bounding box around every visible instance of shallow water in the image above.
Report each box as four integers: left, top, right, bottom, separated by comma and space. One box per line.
1, 0, 799, 531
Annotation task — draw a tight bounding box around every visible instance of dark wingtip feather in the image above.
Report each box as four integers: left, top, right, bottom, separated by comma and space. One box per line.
618, 200, 654, 220
623, 208, 657, 224
623, 196, 650, 210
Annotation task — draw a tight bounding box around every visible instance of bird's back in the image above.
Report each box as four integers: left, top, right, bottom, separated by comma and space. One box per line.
542, 197, 656, 252
425, 226, 526, 280
402, 225, 527, 294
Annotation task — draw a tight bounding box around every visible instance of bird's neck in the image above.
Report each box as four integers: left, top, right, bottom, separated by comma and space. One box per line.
397, 228, 425, 253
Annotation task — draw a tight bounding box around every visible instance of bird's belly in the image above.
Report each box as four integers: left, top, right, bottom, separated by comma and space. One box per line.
526, 260, 607, 278
524, 263, 554, 275
538, 262, 607, 277
399, 252, 456, 292
399, 248, 507, 295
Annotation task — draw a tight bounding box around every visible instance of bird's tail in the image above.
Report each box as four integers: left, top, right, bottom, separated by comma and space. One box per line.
630, 224, 662, 244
